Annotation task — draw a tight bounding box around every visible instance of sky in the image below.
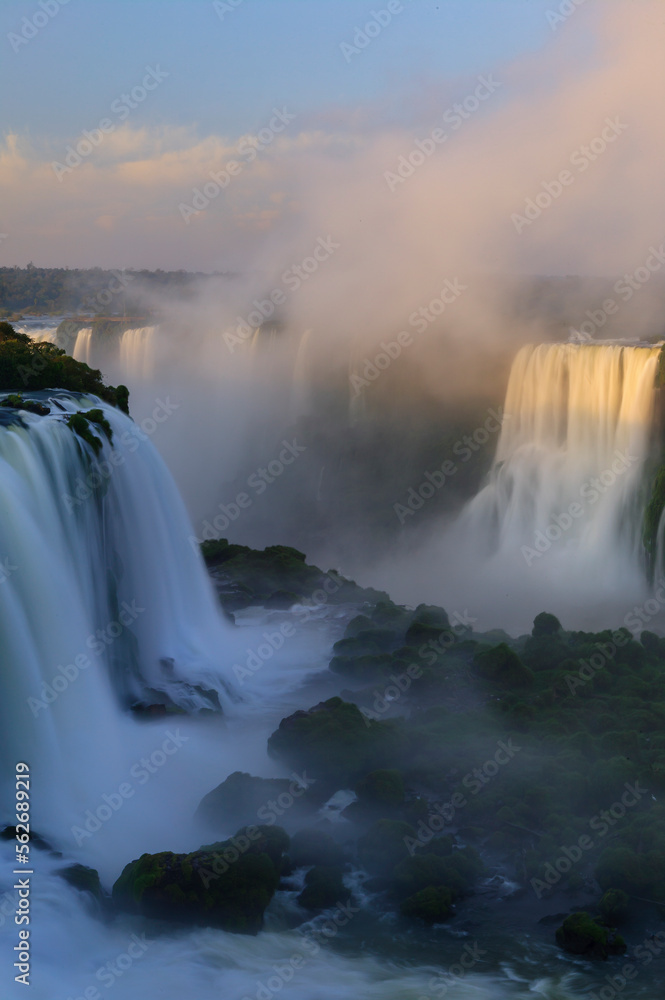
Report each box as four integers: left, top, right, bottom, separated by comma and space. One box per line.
0, 0, 662, 275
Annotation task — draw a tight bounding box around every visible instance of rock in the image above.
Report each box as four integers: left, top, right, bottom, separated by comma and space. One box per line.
297, 866, 350, 911
196, 771, 315, 831
598, 889, 630, 926
57, 864, 104, 904
555, 912, 627, 959
267, 697, 401, 785
112, 826, 289, 934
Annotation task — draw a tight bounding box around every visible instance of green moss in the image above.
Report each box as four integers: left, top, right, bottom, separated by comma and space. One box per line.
555, 911, 626, 959
643, 464, 665, 563
297, 866, 350, 910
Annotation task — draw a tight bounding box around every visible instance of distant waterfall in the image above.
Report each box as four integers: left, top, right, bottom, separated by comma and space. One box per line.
464, 343, 660, 579
72, 327, 93, 364
119, 326, 155, 378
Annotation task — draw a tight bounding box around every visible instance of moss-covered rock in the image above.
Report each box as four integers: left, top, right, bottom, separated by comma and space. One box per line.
196, 771, 315, 831
57, 864, 104, 904
598, 888, 630, 925
112, 826, 289, 934
400, 885, 454, 924
267, 697, 402, 785
555, 911, 626, 959
297, 866, 350, 910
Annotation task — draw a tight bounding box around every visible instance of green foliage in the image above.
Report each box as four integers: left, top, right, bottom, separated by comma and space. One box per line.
66, 409, 113, 455
643, 464, 665, 561
555, 911, 626, 959
532, 612, 563, 637
0, 322, 129, 410
473, 643, 534, 687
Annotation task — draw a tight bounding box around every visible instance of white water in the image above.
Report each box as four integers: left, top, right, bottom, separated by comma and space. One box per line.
72, 328, 93, 365
0, 393, 253, 832
118, 326, 155, 380
369, 343, 664, 632
466, 342, 660, 569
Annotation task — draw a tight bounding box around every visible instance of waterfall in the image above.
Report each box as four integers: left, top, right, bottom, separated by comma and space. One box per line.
119, 326, 155, 379
0, 392, 242, 825
462, 342, 660, 586
72, 327, 93, 364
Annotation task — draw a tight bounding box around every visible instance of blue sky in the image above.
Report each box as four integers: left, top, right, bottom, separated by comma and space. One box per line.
2, 0, 559, 143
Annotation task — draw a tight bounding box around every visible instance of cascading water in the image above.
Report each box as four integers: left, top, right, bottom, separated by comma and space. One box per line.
72, 328, 93, 365
464, 342, 660, 571
118, 326, 155, 379
0, 392, 243, 828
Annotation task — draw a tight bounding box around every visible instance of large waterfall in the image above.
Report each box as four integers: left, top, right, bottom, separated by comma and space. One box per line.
0, 392, 241, 832
443, 342, 662, 628
467, 342, 660, 563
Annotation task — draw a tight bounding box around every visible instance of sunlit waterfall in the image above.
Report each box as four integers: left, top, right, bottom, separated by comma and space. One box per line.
453, 343, 661, 610
118, 326, 155, 379
72, 327, 93, 364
